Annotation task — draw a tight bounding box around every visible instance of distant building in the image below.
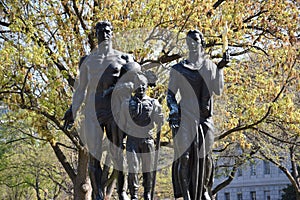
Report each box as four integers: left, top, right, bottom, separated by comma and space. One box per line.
214, 159, 290, 200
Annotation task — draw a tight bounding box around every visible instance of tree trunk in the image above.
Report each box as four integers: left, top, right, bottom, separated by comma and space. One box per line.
74, 148, 92, 200
290, 147, 300, 200
35, 171, 42, 200
50, 139, 92, 199
296, 192, 300, 200
212, 166, 236, 195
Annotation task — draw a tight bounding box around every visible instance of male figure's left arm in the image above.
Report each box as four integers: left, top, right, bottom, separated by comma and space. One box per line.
213, 50, 229, 95
213, 66, 224, 96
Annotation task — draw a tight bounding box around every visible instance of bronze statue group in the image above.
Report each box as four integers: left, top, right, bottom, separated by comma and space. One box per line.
64, 21, 229, 200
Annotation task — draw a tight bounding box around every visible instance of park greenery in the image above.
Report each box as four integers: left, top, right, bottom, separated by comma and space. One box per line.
0, 0, 299, 199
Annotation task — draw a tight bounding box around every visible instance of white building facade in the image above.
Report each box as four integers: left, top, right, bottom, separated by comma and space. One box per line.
214, 160, 290, 200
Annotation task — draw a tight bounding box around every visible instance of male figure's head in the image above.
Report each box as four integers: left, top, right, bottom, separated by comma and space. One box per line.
186, 30, 205, 55
95, 21, 113, 46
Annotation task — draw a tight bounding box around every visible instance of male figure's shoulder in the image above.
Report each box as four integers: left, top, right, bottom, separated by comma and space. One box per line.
203, 56, 217, 70
78, 53, 99, 70
79, 55, 89, 68
112, 49, 134, 62
201, 57, 220, 81
171, 60, 186, 72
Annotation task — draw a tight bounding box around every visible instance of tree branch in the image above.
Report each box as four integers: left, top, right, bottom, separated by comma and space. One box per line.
290, 146, 300, 189
5, 137, 29, 145
260, 152, 300, 194
37, 109, 83, 150
43, 169, 73, 195
57, 142, 77, 151
32, 33, 75, 87
243, 10, 269, 23
212, 0, 226, 9
72, 0, 87, 31
251, 127, 300, 146
50, 142, 76, 183
15, 100, 83, 150
212, 166, 237, 194
141, 53, 181, 69
244, 25, 277, 38
213, 147, 259, 194
71, 0, 95, 49
15, 14, 75, 87
0, 21, 10, 27
216, 76, 287, 141
213, 142, 233, 153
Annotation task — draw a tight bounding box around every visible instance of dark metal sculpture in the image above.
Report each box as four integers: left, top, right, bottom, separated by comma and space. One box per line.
119, 73, 163, 200
63, 21, 141, 200
167, 30, 229, 200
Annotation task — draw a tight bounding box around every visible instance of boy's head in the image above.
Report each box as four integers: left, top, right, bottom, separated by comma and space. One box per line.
120, 62, 141, 81
134, 73, 148, 98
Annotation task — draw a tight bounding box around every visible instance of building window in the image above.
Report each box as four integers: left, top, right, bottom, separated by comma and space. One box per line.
237, 168, 243, 177
237, 192, 243, 200
250, 191, 256, 200
250, 163, 256, 176
264, 190, 270, 200
225, 192, 230, 200
264, 161, 271, 175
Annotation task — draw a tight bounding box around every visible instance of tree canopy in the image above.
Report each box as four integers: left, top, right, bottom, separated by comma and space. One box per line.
0, 0, 299, 199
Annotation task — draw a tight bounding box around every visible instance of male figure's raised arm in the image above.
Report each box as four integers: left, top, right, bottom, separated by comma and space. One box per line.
212, 64, 224, 96
213, 50, 229, 95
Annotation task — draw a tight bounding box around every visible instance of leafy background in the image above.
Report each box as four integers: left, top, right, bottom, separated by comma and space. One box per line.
0, 0, 299, 199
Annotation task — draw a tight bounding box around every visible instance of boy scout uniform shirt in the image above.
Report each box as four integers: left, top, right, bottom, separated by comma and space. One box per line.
119, 95, 163, 138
